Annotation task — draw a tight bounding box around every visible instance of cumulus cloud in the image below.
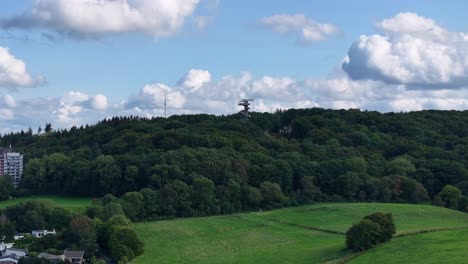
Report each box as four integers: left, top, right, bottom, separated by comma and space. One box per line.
91, 94, 109, 110
179, 69, 211, 92
54, 91, 110, 123
0, 46, 44, 88
343, 12, 468, 89
2, 67, 468, 132
260, 14, 339, 44
1, 0, 202, 39
1, 95, 16, 108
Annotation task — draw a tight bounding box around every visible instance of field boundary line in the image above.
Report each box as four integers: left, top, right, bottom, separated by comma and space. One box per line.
326, 226, 468, 264
395, 226, 468, 238
259, 215, 346, 235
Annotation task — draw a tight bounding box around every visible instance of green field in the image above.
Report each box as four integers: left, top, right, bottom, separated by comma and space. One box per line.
132, 203, 468, 264
350, 229, 468, 264
0, 196, 93, 211
259, 203, 468, 234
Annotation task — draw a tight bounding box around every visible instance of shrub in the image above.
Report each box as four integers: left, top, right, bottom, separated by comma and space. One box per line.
346, 212, 396, 252
364, 212, 395, 243
346, 219, 381, 252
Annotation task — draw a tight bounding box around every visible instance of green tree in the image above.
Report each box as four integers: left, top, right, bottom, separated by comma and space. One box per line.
334, 172, 363, 199
298, 176, 320, 203
120, 192, 144, 221
364, 212, 395, 243
438, 185, 462, 209
103, 202, 125, 221
242, 186, 262, 209
48, 207, 72, 230
0, 176, 14, 200
140, 188, 159, 218
96, 156, 122, 196
346, 219, 381, 252
0, 214, 15, 240
191, 177, 218, 216
108, 226, 144, 262
260, 181, 285, 207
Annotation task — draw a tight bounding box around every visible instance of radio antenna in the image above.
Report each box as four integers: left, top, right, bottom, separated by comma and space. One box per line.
164, 92, 167, 118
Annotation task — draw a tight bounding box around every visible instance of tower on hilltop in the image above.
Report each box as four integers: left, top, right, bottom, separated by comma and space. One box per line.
238, 99, 253, 118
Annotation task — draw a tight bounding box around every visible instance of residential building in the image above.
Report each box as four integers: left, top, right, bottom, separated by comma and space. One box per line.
2, 248, 27, 258
0, 148, 23, 188
31, 230, 56, 238
0, 243, 13, 251
64, 250, 85, 264
0, 255, 19, 264
38, 250, 84, 264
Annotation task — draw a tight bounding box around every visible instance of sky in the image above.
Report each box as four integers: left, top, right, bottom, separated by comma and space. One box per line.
0, 0, 467, 132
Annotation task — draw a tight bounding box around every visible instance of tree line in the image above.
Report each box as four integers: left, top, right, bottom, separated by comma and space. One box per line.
0, 199, 143, 264
0, 108, 467, 215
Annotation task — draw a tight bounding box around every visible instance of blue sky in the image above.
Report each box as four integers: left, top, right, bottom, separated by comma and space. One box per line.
0, 0, 467, 132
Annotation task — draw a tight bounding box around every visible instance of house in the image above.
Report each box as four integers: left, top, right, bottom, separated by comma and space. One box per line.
13, 235, 24, 241
64, 250, 85, 264
31, 229, 56, 238
38, 250, 84, 264
0, 242, 14, 251
3, 248, 27, 258
0, 255, 20, 264
38, 252, 66, 263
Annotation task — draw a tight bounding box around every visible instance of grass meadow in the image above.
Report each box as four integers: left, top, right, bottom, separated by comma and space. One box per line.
0, 195, 93, 211
349, 229, 468, 264
132, 203, 468, 264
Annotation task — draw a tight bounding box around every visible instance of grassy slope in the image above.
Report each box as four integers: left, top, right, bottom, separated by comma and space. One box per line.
133, 215, 347, 264
349, 229, 468, 264
0, 196, 93, 211
133, 203, 468, 264
260, 203, 468, 234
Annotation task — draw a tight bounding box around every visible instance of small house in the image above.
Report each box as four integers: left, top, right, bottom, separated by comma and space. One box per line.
3, 248, 27, 258
64, 250, 85, 264
0, 255, 20, 264
31, 229, 56, 238
0, 242, 14, 251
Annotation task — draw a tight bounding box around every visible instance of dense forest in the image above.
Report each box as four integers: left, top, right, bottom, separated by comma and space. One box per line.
1, 108, 468, 217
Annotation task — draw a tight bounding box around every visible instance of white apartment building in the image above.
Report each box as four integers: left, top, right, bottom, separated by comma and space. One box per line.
0, 148, 24, 188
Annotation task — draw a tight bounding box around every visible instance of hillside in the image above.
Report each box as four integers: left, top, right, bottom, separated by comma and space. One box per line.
0, 196, 92, 211
349, 229, 468, 264
132, 203, 468, 263
1, 108, 467, 219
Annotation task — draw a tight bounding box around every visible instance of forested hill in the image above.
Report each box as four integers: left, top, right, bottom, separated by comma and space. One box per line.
1, 108, 467, 216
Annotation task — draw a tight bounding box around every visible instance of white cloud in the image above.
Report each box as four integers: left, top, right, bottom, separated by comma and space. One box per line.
343, 12, 468, 89
1, 95, 16, 108
179, 69, 211, 92
1, 68, 468, 132
0, 46, 44, 88
52, 91, 110, 124
0, 109, 14, 120
1, 0, 202, 38
125, 83, 186, 112
260, 14, 339, 44
91, 94, 108, 110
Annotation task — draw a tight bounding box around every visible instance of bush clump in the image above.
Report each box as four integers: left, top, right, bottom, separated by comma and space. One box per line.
346, 212, 396, 252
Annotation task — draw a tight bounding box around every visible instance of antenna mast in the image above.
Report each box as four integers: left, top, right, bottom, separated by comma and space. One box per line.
164, 92, 167, 118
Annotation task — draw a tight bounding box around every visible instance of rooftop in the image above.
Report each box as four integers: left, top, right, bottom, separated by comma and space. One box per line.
64, 250, 84, 258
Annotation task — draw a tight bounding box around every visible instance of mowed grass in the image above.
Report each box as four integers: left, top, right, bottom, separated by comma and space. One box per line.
132, 203, 468, 264
0, 196, 93, 211
349, 229, 468, 264
260, 203, 468, 234
133, 214, 347, 264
